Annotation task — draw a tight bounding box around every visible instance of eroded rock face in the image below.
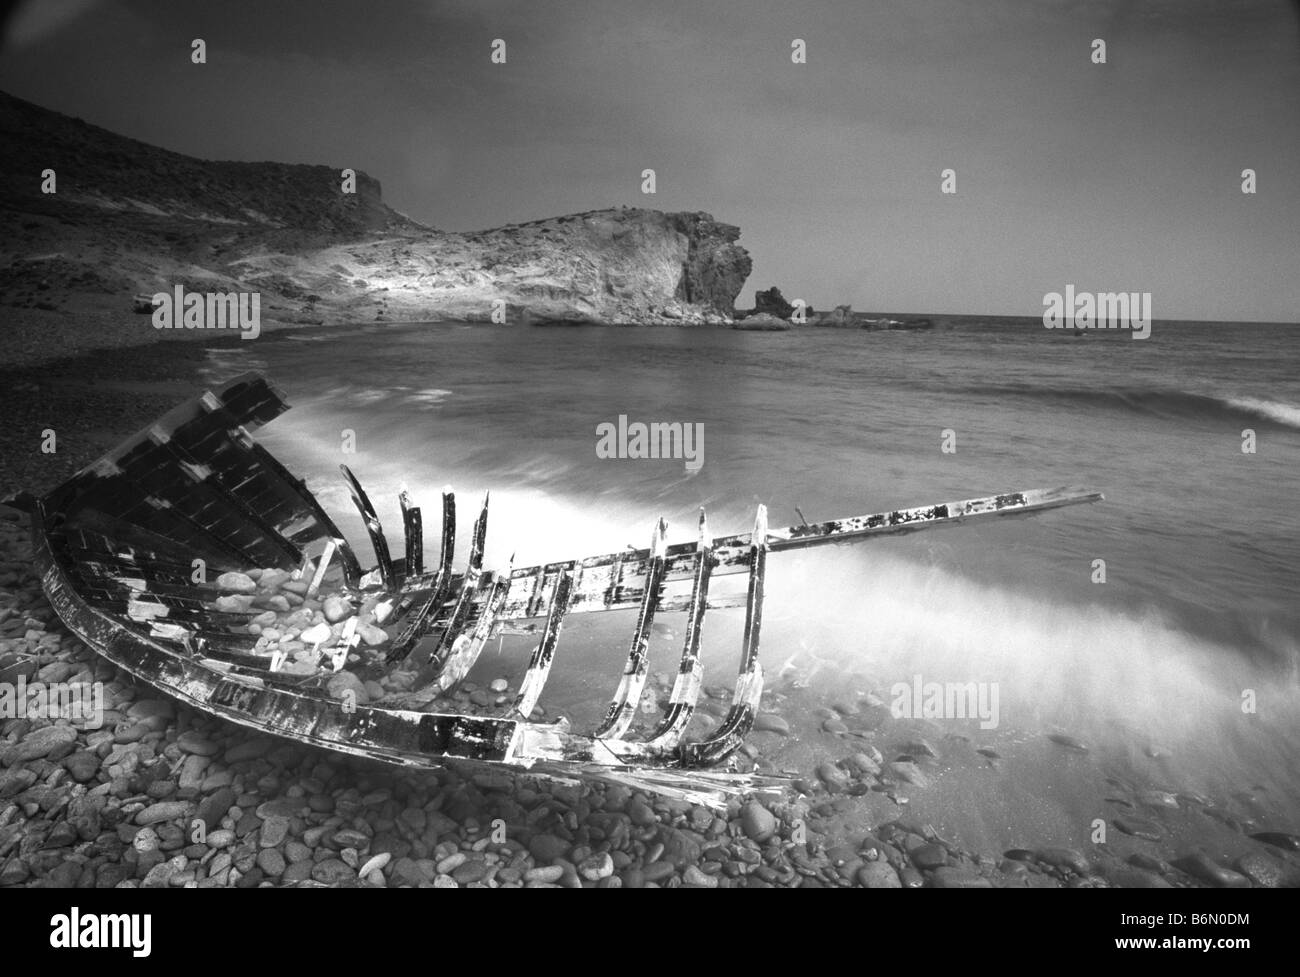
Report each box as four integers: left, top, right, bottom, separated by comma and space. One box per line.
753, 286, 795, 318
0, 92, 752, 325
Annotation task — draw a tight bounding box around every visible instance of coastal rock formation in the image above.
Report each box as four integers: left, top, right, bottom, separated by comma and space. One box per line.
0, 92, 751, 325
752, 286, 795, 319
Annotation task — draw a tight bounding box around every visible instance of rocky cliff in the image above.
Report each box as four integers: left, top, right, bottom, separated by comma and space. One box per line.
0, 92, 751, 325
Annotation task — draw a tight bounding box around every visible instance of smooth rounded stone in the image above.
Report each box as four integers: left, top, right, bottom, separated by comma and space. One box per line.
132, 827, 161, 853
1248, 831, 1300, 852
489, 678, 509, 693
1113, 816, 1164, 842
311, 859, 357, 884
740, 801, 777, 843
223, 737, 273, 764
432, 875, 458, 889
1127, 852, 1170, 875
846, 752, 881, 777
579, 852, 614, 881
215, 572, 258, 594
1136, 790, 1179, 810
901, 739, 938, 759
627, 798, 656, 828
452, 859, 489, 884
929, 867, 993, 888
816, 762, 850, 791
259, 816, 290, 848
682, 865, 718, 888
822, 718, 848, 735
322, 596, 353, 624
888, 761, 929, 788
282, 860, 314, 883
436, 852, 467, 875
358, 624, 388, 647
285, 841, 313, 864
0, 768, 37, 798
1036, 848, 1091, 876
1234, 852, 1284, 888
281, 580, 309, 597
215, 595, 254, 614
359, 852, 391, 877
326, 671, 368, 704
898, 867, 925, 888
257, 848, 286, 877
641, 861, 675, 883
528, 834, 570, 865
1106, 866, 1173, 888
752, 713, 790, 736
251, 610, 278, 628
206, 829, 236, 848
197, 787, 237, 831
136, 801, 193, 826
857, 860, 902, 888
63, 750, 102, 783
910, 843, 948, 870
1175, 852, 1251, 888
18, 724, 77, 761
524, 865, 565, 884
300, 622, 332, 645
1047, 733, 1089, 753
176, 731, 219, 757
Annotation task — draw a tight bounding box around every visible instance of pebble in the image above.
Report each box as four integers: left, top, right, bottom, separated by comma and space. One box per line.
578, 852, 614, 881
1234, 852, 1284, 888
257, 849, 286, 876
323, 596, 352, 624
1113, 816, 1164, 842
215, 572, 258, 594
311, 859, 357, 885
816, 762, 850, 791
740, 801, 777, 842
857, 861, 902, 888
752, 713, 790, 735
300, 622, 331, 645
18, 724, 77, 760
911, 843, 948, 870
889, 760, 929, 788
1035, 847, 1090, 875
176, 731, 219, 756
1176, 852, 1251, 888
1047, 733, 1089, 753
136, 801, 193, 825
682, 865, 717, 888
489, 678, 509, 693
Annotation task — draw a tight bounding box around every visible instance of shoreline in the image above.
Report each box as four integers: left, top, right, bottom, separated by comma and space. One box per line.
1, 501, 1295, 887
1, 312, 1297, 889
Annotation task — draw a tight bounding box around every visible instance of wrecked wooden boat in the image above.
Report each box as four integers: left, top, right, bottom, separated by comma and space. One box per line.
9, 373, 1101, 798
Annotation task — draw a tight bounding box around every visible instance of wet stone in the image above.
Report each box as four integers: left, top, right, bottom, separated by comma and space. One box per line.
1114, 816, 1164, 842
752, 713, 790, 736
857, 861, 902, 888
1175, 852, 1251, 889
1235, 852, 1284, 888
911, 843, 948, 870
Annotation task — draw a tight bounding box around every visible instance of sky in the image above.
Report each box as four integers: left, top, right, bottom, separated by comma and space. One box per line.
2, 0, 1298, 321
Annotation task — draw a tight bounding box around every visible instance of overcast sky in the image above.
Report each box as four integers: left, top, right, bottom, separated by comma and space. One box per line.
3, 0, 1298, 320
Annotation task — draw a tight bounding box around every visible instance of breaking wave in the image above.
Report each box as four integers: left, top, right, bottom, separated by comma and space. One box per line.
950, 384, 1300, 430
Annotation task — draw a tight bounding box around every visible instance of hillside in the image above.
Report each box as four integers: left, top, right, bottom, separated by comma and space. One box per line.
0, 91, 751, 325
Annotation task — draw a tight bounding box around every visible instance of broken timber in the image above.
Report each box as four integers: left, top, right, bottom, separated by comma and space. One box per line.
8, 372, 1103, 798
